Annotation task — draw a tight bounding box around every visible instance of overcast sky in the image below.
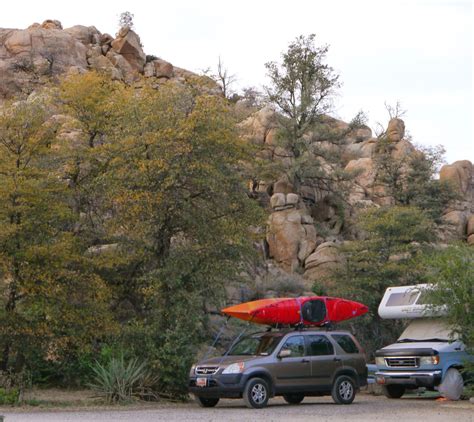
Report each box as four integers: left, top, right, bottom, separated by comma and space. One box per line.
4, 0, 472, 164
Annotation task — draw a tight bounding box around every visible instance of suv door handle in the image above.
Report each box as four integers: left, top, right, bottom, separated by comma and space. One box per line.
301, 358, 310, 363
333, 358, 342, 362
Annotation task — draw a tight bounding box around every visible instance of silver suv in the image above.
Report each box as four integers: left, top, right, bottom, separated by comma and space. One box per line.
189, 329, 367, 408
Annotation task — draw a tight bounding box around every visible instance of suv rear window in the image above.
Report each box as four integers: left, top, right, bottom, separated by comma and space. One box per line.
307, 335, 334, 356
332, 334, 359, 354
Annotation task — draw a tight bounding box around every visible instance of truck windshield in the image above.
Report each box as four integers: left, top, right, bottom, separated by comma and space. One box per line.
227, 334, 282, 356
397, 319, 456, 342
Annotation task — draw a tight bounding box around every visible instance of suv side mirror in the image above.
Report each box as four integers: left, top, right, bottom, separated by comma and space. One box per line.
278, 349, 292, 359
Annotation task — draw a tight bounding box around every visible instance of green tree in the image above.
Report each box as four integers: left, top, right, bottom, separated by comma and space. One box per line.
118, 11, 135, 30
422, 245, 473, 349
332, 206, 436, 357
374, 139, 457, 221
0, 98, 113, 375
421, 245, 474, 396
265, 34, 340, 158
264, 34, 353, 199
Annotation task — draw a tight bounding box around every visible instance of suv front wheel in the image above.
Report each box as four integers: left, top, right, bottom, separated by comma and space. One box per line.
332, 375, 356, 404
243, 377, 270, 409
195, 396, 220, 407
283, 393, 305, 404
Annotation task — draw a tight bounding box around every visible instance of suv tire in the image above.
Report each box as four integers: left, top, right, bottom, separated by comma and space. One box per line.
331, 375, 356, 404
382, 385, 405, 399
283, 393, 305, 404
195, 396, 220, 407
243, 377, 270, 409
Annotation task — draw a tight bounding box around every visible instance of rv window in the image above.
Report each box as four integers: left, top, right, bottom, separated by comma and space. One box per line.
386, 291, 418, 307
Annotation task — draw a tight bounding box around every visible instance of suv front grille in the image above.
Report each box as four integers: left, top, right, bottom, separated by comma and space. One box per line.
195, 365, 219, 375
385, 357, 419, 368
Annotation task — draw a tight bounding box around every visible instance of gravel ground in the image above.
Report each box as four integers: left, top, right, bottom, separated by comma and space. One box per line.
1, 394, 473, 422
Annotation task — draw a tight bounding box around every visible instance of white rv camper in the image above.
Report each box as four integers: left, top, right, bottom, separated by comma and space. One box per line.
377, 283, 447, 319
375, 284, 470, 401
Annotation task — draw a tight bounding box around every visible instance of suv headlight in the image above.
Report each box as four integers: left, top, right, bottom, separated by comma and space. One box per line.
222, 362, 245, 374
375, 357, 385, 366
189, 364, 196, 375
420, 356, 440, 365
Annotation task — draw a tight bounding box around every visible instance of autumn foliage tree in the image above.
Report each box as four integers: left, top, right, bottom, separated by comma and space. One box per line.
102, 82, 263, 396
0, 98, 113, 375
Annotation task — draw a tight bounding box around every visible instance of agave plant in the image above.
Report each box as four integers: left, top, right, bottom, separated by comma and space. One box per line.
89, 355, 158, 403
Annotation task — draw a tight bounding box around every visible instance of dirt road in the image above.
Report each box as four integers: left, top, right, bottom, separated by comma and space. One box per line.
1, 394, 473, 422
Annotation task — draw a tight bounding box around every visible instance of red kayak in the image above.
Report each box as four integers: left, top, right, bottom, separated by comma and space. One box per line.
221, 296, 368, 326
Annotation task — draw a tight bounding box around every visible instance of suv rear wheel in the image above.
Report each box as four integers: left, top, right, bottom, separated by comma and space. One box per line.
195, 396, 220, 407
243, 377, 270, 409
332, 375, 356, 404
382, 385, 405, 399
283, 393, 305, 404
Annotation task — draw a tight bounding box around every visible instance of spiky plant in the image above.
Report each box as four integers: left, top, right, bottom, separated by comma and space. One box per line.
89, 355, 158, 403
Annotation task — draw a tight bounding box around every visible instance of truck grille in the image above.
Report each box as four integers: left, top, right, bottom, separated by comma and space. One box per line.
195, 365, 219, 375
385, 357, 419, 368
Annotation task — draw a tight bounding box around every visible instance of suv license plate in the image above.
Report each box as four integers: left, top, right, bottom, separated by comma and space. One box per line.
196, 377, 207, 387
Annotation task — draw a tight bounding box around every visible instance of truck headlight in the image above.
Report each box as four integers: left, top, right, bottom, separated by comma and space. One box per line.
189, 364, 196, 375
375, 357, 385, 366
222, 362, 245, 374
420, 356, 439, 365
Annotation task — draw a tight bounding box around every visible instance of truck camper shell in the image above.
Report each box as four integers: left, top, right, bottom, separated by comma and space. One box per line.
378, 284, 446, 320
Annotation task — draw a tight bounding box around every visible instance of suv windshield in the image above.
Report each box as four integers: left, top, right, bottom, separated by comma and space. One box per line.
227, 334, 282, 356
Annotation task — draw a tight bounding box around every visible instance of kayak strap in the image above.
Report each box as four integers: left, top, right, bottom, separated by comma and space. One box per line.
297, 297, 304, 326
221, 313, 255, 359
202, 315, 231, 361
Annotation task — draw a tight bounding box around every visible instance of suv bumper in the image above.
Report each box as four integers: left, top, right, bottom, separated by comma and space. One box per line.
375, 370, 442, 388
189, 374, 246, 398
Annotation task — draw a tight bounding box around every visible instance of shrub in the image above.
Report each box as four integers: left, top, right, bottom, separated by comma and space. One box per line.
88, 355, 158, 403
0, 370, 31, 404
0, 387, 19, 405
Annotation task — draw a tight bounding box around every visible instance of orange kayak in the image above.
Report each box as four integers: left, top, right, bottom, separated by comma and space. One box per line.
221, 296, 368, 326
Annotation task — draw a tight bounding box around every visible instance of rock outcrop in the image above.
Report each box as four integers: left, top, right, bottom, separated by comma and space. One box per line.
252, 109, 473, 286
385, 118, 405, 142
266, 193, 316, 273
110, 26, 146, 74
304, 241, 344, 289
0, 19, 207, 99
0, 22, 89, 97
440, 160, 473, 196
439, 160, 474, 241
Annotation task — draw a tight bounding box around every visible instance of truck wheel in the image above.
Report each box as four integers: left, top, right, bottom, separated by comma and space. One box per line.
195, 396, 220, 407
243, 377, 270, 409
438, 367, 464, 401
382, 385, 405, 399
283, 393, 305, 404
332, 375, 356, 404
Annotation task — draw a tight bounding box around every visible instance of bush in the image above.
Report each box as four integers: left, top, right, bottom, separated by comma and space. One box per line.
88, 355, 158, 403
0, 387, 19, 405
